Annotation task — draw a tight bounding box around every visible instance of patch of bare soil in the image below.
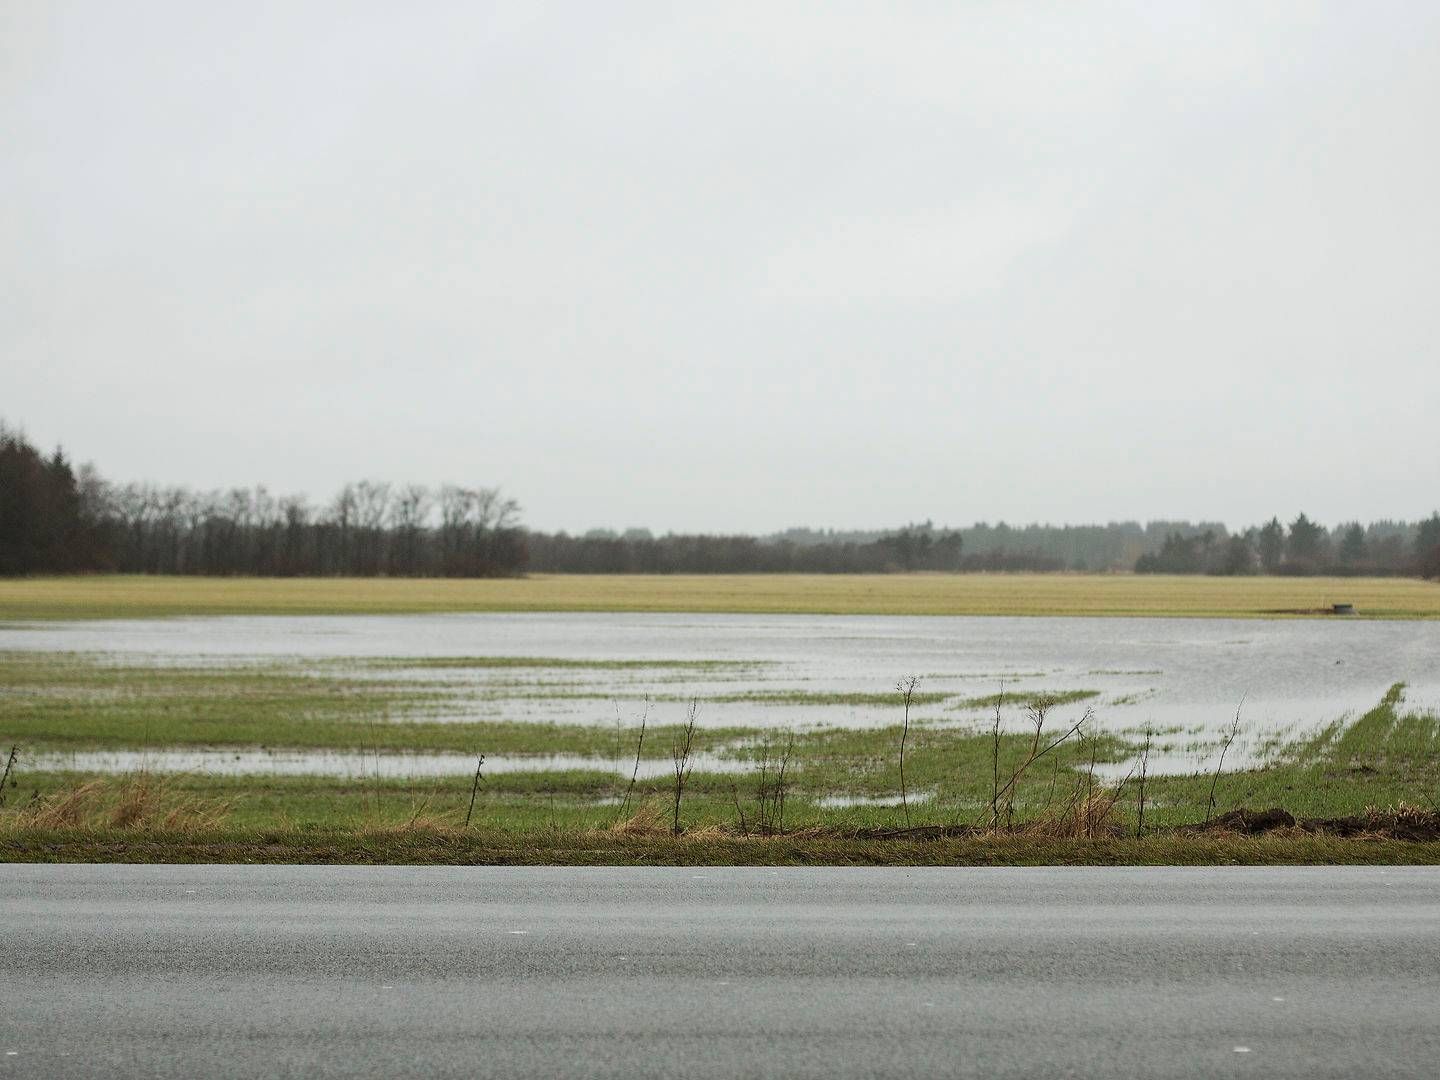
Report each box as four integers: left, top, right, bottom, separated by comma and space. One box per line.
1191, 805, 1440, 841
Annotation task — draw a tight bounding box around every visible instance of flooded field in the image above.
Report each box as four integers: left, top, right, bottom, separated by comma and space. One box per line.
23, 747, 748, 780
5, 612, 1438, 752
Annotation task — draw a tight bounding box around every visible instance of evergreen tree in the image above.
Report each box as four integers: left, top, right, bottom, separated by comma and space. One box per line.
1338, 523, 1367, 566
1286, 513, 1326, 567
1257, 517, 1285, 572
1418, 512, 1440, 578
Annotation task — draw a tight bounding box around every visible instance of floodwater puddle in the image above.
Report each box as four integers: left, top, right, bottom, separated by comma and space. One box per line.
814, 791, 935, 809
24, 747, 753, 779
6, 611, 1438, 771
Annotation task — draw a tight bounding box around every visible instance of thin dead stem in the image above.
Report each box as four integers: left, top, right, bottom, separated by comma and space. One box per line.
1206, 698, 1244, 825
464, 752, 485, 827
986, 700, 1089, 830
670, 699, 699, 835
988, 681, 1004, 826
0, 746, 17, 807
897, 675, 919, 827
619, 696, 650, 817
1136, 725, 1152, 838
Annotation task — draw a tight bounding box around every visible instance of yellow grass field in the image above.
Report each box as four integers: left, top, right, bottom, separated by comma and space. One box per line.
0, 573, 1437, 620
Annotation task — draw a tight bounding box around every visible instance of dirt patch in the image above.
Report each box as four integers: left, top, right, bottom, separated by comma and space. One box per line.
847, 806, 1440, 843
1189, 805, 1440, 841
1187, 808, 1298, 834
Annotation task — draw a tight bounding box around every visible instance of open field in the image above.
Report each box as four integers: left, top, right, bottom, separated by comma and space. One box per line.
2, 572, 1438, 620
3, 648, 1438, 862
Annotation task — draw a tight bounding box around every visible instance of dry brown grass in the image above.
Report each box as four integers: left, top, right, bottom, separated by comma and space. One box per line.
4, 773, 231, 831
1020, 791, 1131, 839
609, 800, 667, 835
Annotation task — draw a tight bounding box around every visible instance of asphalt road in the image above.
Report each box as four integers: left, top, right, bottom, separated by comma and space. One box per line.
2, 865, 1438, 1079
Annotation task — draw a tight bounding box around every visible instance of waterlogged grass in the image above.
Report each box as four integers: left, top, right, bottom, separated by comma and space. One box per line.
1139, 683, 1440, 825
349, 656, 763, 671
0, 651, 757, 755
5, 686, 1436, 831
698, 689, 952, 708
0, 650, 1100, 756
3, 637, 1438, 864
949, 689, 1100, 712
3, 573, 1439, 620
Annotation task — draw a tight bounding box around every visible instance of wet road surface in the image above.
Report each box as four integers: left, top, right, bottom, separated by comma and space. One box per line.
2, 865, 1437, 1078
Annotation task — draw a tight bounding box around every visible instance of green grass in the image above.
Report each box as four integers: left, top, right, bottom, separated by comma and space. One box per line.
4, 682, 1435, 830
4, 640, 1438, 863
3, 572, 1438, 620
1138, 683, 1440, 825
5, 827, 1436, 866
0, 651, 1102, 763
0, 651, 764, 754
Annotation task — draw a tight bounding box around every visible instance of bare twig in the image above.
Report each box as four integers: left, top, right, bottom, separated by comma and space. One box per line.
0, 746, 17, 807
989, 682, 1005, 828
1136, 725, 1152, 838
774, 730, 795, 834
896, 675, 919, 827
464, 753, 485, 827
729, 781, 749, 833
1084, 732, 1097, 838
753, 737, 771, 832
670, 699, 699, 835
754, 730, 797, 835
619, 696, 650, 816
986, 704, 1090, 829
1041, 755, 1062, 817
1006, 694, 1053, 828
1206, 698, 1245, 825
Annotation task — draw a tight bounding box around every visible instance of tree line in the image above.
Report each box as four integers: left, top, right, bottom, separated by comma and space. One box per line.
1135, 513, 1440, 578
525, 527, 1004, 574
3, 422, 1437, 578
0, 424, 525, 577
536, 517, 1439, 577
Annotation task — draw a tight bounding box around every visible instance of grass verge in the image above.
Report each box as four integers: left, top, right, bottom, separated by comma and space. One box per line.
4, 825, 1436, 866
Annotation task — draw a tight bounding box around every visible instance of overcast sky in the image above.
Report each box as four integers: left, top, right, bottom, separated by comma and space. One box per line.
4, 2, 1438, 534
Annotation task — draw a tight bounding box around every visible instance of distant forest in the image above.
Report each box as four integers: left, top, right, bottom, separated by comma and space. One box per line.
533, 517, 1440, 578
0, 425, 525, 577
2, 423, 1438, 578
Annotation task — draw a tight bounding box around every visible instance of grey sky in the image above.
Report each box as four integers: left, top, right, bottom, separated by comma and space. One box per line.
4, 2, 1438, 533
